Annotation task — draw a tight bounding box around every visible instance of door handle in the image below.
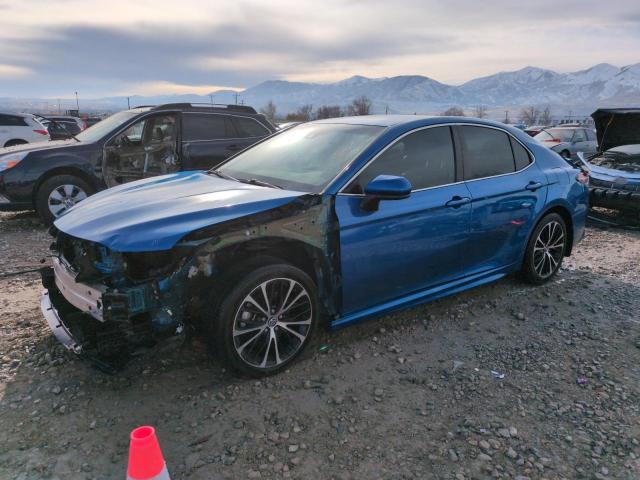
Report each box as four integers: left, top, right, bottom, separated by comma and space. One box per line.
525, 181, 543, 191
226, 144, 242, 151
445, 196, 471, 208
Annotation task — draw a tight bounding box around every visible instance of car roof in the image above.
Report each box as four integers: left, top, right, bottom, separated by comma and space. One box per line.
310, 115, 518, 132
312, 115, 434, 127
0, 111, 30, 117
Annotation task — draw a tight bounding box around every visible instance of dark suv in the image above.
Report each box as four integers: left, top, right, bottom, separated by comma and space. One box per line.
0, 103, 276, 223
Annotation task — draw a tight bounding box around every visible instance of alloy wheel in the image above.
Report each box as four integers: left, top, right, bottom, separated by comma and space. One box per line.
532, 220, 565, 279
48, 184, 87, 218
232, 277, 312, 369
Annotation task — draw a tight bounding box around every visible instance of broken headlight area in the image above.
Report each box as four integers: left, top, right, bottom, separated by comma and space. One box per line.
41, 234, 203, 371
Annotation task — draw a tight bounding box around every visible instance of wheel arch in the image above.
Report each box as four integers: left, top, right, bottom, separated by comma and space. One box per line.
527, 203, 575, 258
4, 138, 28, 147
209, 236, 339, 322
32, 165, 99, 206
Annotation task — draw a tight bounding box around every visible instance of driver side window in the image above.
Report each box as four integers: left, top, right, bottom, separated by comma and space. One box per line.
346, 126, 456, 194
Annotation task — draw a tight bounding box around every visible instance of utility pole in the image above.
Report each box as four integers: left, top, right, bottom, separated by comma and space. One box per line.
504, 110, 510, 124
233, 92, 239, 105
209, 94, 214, 105
385, 105, 389, 115
127, 96, 130, 109
75, 91, 79, 112
58, 99, 61, 114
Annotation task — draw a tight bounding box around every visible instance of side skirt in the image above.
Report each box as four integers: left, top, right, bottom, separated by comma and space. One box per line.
330, 263, 518, 330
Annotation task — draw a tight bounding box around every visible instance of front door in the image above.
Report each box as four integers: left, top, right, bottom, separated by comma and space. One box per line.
103, 114, 179, 188
335, 126, 471, 315
454, 125, 548, 275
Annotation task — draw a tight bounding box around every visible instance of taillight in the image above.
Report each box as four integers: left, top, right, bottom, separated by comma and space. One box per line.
576, 171, 589, 185
543, 138, 561, 143
33, 129, 48, 135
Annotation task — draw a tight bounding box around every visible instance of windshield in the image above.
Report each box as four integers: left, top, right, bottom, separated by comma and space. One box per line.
218, 123, 385, 192
75, 110, 148, 143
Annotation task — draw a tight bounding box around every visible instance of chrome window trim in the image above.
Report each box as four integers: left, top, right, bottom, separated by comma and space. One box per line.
335, 122, 536, 196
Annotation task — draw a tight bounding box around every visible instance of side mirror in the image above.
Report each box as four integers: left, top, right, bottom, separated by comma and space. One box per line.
361, 175, 412, 211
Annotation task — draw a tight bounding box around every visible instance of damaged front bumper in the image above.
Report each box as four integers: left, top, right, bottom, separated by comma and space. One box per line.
40, 288, 82, 353
39, 253, 187, 371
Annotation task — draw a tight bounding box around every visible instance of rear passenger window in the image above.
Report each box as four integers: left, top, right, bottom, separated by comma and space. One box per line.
347, 126, 455, 192
182, 114, 233, 141
233, 117, 269, 138
586, 129, 597, 141
458, 126, 515, 180
510, 137, 531, 170
0, 114, 27, 127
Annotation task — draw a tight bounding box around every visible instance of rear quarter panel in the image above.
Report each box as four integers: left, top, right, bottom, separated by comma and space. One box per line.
527, 144, 588, 253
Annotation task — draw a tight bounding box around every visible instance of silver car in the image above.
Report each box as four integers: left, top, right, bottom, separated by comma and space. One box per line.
534, 127, 598, 160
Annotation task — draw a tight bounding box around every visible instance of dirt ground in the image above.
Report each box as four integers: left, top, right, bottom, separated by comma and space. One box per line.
1, 210, 639, 480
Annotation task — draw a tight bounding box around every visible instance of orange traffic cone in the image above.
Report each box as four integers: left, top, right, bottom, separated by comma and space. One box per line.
127, 426, 171, 480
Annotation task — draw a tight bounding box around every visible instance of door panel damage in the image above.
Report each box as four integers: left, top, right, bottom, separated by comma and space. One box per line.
103, 114, 179, 188
41, 195, 340, 371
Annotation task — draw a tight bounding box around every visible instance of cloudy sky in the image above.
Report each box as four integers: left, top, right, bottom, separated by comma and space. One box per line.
1, 0, 639, 98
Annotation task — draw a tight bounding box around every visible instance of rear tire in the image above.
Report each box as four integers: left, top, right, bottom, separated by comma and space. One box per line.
211, 263, 319, 377
35, 174, 94, 225
4, 139, 28, 147
521, 213, 568, 285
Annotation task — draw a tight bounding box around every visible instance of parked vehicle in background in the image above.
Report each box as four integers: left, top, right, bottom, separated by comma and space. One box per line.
524, 125, 549, 137
83, 117, 102, 128
580, 108, 640, 214
0, 112, 50, 147
36, 115, 86, 140
40, 115, 588, 376
0, 103, 276, 224
534, 126, 598, 159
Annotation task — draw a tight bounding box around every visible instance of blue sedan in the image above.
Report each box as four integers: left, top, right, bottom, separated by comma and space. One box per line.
41, 115, 589, 376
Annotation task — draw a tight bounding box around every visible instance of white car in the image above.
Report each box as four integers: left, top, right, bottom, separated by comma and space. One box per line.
0, 112, 51, 147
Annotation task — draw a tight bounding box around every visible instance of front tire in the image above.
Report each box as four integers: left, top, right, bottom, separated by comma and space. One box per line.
521, 213, 568, 284
213, 264, 319, 377
35, 174, 94, 225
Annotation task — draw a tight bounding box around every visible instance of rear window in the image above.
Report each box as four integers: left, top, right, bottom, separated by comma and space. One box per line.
535, 129, 575, 142
458, 126, 515, 180
233, 117, 270, 138
182, 114, 234, 141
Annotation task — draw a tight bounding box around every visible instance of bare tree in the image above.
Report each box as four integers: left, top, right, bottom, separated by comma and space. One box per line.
519, 106, 540, 126
347, 96, 372, 116
316, 105, 342, 119
260, 100, 277, 122
285, 104, 314, 122
472, 105, 488, 118
441, 106, 465, 116
539, 106, 552, 126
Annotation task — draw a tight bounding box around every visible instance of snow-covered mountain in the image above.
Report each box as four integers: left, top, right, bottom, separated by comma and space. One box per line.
2, 63, 640, 116
239, 63, 640, 114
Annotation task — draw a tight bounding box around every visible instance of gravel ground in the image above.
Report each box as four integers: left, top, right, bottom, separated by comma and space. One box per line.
1, 210, 639, 480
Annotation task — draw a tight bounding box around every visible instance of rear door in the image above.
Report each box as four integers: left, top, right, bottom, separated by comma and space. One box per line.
230, 116, 272, 154
181, 113, 237, 170
455, 125, 548, 275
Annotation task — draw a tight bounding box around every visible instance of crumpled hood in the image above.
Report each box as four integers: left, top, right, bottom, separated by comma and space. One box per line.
591, 109, 640, 151
54, 171, 305, 252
